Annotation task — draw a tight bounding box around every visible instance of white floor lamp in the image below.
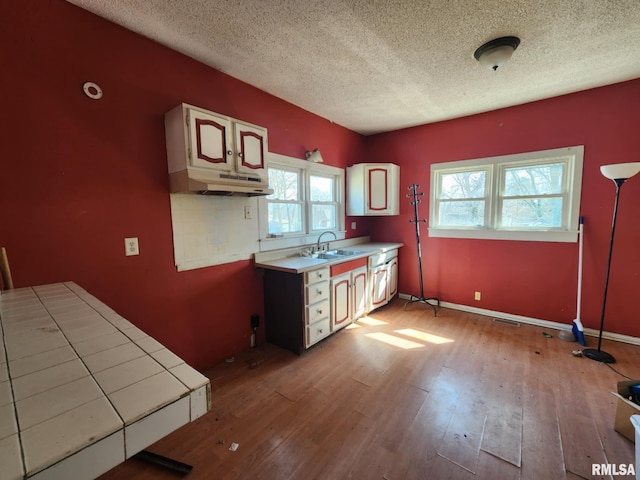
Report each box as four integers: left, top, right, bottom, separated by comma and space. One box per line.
583, 162, 640, 363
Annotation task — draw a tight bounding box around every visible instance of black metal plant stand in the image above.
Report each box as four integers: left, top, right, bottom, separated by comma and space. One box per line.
404, 184, 440, 315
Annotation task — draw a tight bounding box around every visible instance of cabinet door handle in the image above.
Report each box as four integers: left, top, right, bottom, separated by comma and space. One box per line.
317, 309, 323, 315
317, 290, 323, 296
318, 328, 323, 334
238, 152, 243, 158
226, 150, 233, 156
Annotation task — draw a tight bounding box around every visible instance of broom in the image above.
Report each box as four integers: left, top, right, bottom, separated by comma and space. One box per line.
572, 216, 587, 346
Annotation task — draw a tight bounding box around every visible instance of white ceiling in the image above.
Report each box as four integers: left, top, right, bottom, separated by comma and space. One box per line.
67, 0, 640, 135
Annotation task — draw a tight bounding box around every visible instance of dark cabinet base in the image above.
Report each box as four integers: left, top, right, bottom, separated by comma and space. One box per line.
263, 269, 306, 355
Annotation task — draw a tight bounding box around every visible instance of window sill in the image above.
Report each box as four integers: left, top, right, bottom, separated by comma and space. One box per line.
428, 228, 578, 243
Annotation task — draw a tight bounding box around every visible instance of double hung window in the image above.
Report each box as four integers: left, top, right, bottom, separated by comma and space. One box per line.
430, 146, 584, 242
261, 153, 344, 250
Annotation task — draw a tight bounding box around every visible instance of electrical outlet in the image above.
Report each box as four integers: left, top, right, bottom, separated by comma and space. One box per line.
244, 206, 253, 219
351, 221, 357, 229
474, 291, 481, 301
124, 237, 139, 256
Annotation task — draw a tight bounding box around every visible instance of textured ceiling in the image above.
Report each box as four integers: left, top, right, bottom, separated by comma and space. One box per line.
67, 0, 640, 135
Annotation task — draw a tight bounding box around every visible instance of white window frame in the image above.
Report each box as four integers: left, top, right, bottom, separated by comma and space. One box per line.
308, 171, 341, 234
264, 163, 305, 235
258, 153, 345, 251
429, 146, 584, 242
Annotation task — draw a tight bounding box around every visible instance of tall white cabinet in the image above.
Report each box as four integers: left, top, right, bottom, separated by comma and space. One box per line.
346, 163, 400, 216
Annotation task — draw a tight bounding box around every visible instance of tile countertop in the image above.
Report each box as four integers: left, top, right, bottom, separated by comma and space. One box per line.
254, 237, 404, 274
0, 282, 211, 480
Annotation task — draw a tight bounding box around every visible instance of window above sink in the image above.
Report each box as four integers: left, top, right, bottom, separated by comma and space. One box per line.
258, 153, 346, 252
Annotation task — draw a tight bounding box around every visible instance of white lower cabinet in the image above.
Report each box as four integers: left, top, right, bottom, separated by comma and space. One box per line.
331, 266, 368, 332
369, 249, 399, 311
352, 267, 369, 320
304, 267, 331, 348
307, 317, 331, 347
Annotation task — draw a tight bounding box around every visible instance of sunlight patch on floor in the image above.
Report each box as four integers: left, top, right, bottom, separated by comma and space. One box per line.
364, 332, 423, 349
395, 328, 454, 344
357, 316, 388, 326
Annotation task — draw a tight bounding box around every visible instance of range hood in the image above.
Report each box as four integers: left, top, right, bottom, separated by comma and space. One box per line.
169, 169, 274, 196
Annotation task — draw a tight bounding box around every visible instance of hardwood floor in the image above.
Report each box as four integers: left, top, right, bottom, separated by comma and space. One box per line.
98, 300, 640, 480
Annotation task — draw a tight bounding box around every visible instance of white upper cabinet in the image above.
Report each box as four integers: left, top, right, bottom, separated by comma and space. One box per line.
185, 107, 233, 172
346, 163, 400, 216
165, 103, 269, 193
233, 120, 267, 174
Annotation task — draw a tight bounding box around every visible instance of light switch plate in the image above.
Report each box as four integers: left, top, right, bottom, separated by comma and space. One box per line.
124, 237, 139, 256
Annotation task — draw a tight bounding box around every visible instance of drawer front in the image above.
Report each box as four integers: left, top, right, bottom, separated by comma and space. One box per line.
305, 280, 329, 305
305, 267, 330, 284
306, 298, 329, 325
368, 249, 398, 268
306, 317, 331, 347
329, 257, 367, 277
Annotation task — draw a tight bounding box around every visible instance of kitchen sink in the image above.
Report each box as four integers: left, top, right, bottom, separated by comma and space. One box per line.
336, 249, 365, 256
314, 252, 343, 260
310, 249, 365, 260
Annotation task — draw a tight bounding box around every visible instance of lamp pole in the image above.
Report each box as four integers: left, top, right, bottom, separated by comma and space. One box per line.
583, 162, 640, 363
583, 179, 624, 363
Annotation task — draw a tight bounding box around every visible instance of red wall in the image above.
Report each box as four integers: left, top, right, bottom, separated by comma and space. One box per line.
2, 2, 639, 373
365, 80, 640, 338
0, 1, 366, 369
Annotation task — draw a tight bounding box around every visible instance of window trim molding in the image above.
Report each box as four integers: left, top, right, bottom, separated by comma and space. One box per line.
258, 153, 345, 252
429, 146, 584, 243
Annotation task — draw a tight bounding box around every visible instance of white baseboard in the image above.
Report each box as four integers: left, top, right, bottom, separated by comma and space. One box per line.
398, 293, 640, 347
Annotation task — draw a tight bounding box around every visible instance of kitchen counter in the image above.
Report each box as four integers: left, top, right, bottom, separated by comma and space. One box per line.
254, 239, 404, 274
258, 237, 403, 355
0, 282, 210, 480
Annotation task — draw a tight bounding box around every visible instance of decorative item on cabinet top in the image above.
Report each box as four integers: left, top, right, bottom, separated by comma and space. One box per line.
346, 163, 400, 216
165, 103, 274, 196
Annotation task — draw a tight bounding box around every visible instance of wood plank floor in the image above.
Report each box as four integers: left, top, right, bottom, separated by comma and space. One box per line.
98, 300, 640, 480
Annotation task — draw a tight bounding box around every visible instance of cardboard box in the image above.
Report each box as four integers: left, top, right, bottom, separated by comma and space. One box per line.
612, 380, 640, 443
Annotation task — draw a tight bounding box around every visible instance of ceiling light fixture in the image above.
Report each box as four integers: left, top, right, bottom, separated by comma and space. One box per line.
305, 148, 324, 163
474, 36, 520, 71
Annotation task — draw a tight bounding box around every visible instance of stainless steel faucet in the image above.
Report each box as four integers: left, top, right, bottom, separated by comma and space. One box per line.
316, 231, 337, 251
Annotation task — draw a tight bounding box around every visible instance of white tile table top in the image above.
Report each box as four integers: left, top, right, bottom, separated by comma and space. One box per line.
12, 359, 90, 401
108, 370, 190, 425
8, 345, 77, 379
170, 363, 210, 390
0, 380, 12, 407
0, 403, 18, 440
0, 434, 23, 480
15, 375, 104, 430
73, 330, 130, 357
94, 355, 164, 395
0, 282, 211, 479
151, 348, 185, 369
82, 341, 146, 374
21, 396, 122, 476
